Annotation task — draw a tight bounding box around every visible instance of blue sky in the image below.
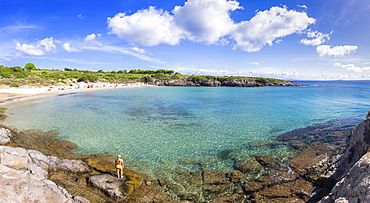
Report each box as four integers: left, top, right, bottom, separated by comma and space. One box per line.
1, 0, 370, 80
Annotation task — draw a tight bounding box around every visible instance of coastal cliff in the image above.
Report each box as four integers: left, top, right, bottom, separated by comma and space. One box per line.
1, 112, 370, 202
151, 76, 302, 87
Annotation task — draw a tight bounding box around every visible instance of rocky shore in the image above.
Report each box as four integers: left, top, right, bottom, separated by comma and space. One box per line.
1, 112, 370, 202
152, 76, 303, 87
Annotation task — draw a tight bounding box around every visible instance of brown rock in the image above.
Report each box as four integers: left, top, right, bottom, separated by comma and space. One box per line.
203, 183, 234, 201
282, 179, 314, 201
243, 181, 264, 193
203, 170, 230, 185
255, 184, 292, 198
226, 170, 244, 183
253, 154, 280, 169
290, 143, 337, 179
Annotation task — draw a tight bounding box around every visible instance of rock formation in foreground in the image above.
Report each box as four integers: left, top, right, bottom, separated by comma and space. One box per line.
317, 111, 370, 202
0, 145, 90, 202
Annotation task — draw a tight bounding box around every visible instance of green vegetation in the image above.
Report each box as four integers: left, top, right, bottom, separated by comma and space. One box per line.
0, 63, 290, 87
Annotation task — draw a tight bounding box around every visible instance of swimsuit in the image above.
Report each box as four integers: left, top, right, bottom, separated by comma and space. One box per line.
116, 165, 123, 169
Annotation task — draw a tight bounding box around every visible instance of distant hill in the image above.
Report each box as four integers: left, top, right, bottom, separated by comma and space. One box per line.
0, 65, 302, 87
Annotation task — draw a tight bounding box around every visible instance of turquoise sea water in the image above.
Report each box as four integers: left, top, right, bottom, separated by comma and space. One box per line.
2, 81, 370, 176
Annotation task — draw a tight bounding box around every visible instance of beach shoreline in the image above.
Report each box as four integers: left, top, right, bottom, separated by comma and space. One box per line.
0, 82, 153, 106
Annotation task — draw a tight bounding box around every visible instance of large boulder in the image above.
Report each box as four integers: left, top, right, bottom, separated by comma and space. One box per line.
0, 164, 89, 203
0, 127, 12, 145
289, 143, 338, 180
0, 146, 90, 173
88, 174, 126, 200
319, 152, 370, 202
324, 112, 370, 182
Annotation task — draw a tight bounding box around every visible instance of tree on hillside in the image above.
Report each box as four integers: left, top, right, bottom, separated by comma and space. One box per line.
24, 63, 36, 70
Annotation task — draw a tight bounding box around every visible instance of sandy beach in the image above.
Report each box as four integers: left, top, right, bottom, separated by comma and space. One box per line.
0, 82, 153, 106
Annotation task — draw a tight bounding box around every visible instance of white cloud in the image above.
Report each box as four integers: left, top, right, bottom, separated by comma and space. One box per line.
16, 43, 45, 56
316, 45, 358, 57
231, 6, 315, 52
107, 1, 316, 52
39, 37, 57, 52
300, 31, 332, 46
297, 5, 308, 9
78, 14, 86, 19
62, 42, 81, 52
131, 47, 146, 54
108, 7, 183, 46
172, 0, 241, 44
15, 37, 58, 56
84, 33, 103, 47
333, 63, 370, 72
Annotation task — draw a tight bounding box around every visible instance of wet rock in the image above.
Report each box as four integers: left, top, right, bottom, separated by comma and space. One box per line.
282, 179, 315, 201
203, 170, 230, 185
158, 178, 184, 195
226, 170, 244, 183
172, 169, 203, 193
203, 183, 234, 201
319, 152, 370, 203
0, 127, 12, 145
88, 174, 126, 200
256, 184, 292, 198
269, 165, 299, 183
243, 181, 264, 193
178, 193, 200, 202
289, 143, 338, 180
253, 154, 280, 169
209, 189, 245, 203
255, 175, 277, 187
0, 164, 89, 203
233, 156, 263, 176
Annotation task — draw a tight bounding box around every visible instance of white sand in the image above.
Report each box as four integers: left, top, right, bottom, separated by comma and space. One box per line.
0, 83, 153, 106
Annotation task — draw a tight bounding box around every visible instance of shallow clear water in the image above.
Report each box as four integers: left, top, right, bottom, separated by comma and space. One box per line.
2, 81, 370, 175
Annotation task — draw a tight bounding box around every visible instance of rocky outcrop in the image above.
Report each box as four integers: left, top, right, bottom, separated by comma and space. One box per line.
315, 112, 370, 202
320, 152, 370, 203
152, 77, 303, 87
0, 164, 89, 203
88, 174, 127, 200
0, 146, 89, 203
0, 146, 90, 173
0, 127, 12, 145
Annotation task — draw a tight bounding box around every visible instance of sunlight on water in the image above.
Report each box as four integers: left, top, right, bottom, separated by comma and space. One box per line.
2, 81, 370, 176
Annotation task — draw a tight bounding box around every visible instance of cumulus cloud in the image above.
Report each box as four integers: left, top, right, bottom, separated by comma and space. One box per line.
333, 63, 370, 72
107, 0, 316, 52
231, 6, 315, 52
108, 7, 183, 46
16, 43, 45, 56
172, 0, 241, 44
15, 37, 57, 56
300, 31, 332, 46
62, 42, 81, 52
316, 45, 358, 57
84, 33, 103, 47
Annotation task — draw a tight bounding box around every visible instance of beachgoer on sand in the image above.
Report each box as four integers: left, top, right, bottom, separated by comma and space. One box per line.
115, 154, 124, 178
